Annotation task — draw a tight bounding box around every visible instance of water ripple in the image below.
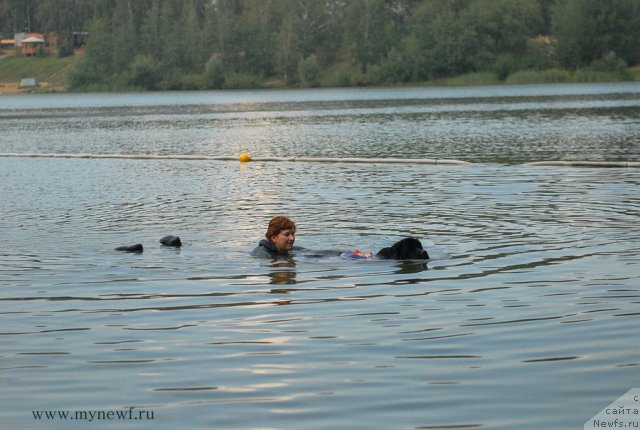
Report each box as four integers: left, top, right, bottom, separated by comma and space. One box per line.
1, 86, 639, 429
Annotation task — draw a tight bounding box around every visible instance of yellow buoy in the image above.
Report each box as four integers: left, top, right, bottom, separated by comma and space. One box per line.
239, 152, 252, 162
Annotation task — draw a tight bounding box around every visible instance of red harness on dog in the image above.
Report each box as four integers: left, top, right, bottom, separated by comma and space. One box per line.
341, 250, 375, 259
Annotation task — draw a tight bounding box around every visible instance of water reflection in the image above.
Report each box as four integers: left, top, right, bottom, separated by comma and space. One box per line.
1, 84, 639, 164
394, 260, 429, 274
267, 259, 297, 286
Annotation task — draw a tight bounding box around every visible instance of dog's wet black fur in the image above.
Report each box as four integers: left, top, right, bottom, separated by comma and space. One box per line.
115, 243, 144, 253
116, 235, 182, 254
376, 237, 429, 260
160, 235, 182, 247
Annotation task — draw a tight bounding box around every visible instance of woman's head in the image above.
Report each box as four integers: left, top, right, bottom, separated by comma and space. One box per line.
266, 216, 296, 254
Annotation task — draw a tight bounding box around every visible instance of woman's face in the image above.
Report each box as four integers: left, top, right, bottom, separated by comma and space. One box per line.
271, 229, 295, 254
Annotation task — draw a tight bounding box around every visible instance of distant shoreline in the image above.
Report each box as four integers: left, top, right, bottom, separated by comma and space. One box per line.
2, 75, 639, 95
3, 76, 639, 95
1, 54, 639, 95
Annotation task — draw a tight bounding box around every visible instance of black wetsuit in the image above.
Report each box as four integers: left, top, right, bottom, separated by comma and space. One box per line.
251, 239, 304, 258
251, 239, 337, 259
251, 239, 288, 258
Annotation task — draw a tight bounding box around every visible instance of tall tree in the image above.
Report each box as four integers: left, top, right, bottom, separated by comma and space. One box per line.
207, 0, 242, 70
345, 0, 388, 73
553, 0, 640, 68
233, 0, 275, 75
294, 0, 328, 59
462, 0, 543, 70
411, 0, 474, 77
67, 16, 113, 87
313, 0, 349, 65
0, 0, 37, 34
273, 8, 300, 82
179, 0, 207, 73
140, 0, 162, 60
112, 0, 137, 71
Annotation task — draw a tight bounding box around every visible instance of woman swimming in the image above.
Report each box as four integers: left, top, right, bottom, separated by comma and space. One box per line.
251, 216, 299, 258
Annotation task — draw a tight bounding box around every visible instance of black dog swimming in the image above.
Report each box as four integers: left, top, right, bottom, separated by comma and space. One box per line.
339, 237, 430, 260
376, 237, 429, 260
115, 235, 182, 254
160, 235, 182, 247
115, 243, 144, 253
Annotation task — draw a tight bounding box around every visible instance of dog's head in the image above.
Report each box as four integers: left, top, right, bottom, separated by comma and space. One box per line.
376, 237, 429, 260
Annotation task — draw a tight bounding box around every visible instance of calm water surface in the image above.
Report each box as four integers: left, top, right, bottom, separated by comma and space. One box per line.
1, 83, 640, 163
1, 84, 640, 429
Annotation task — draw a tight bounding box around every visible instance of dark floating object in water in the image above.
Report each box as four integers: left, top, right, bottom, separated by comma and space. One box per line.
115, 244, 143, 253
160, 235, 182, 247
376, 237, 429, 260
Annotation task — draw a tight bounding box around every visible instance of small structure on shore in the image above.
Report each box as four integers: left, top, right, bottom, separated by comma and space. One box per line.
1, 38, 16, 51
20, 33, 45, 56
19, 77, 39, 88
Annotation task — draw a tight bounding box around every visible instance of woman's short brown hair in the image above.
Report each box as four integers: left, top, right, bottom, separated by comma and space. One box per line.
266, 216, 296, 240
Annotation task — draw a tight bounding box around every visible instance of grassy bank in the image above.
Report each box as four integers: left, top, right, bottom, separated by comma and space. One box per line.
1, 53, 638, 93
0, 54, 80, 90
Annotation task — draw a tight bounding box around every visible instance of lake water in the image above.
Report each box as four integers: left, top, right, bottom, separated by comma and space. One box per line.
1, 83, 640, 429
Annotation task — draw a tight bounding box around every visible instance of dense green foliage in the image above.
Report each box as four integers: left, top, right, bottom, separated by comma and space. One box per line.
2, 0, 639, 90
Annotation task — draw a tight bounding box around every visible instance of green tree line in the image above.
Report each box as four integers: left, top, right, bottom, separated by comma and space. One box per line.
2, 0, 639, 90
